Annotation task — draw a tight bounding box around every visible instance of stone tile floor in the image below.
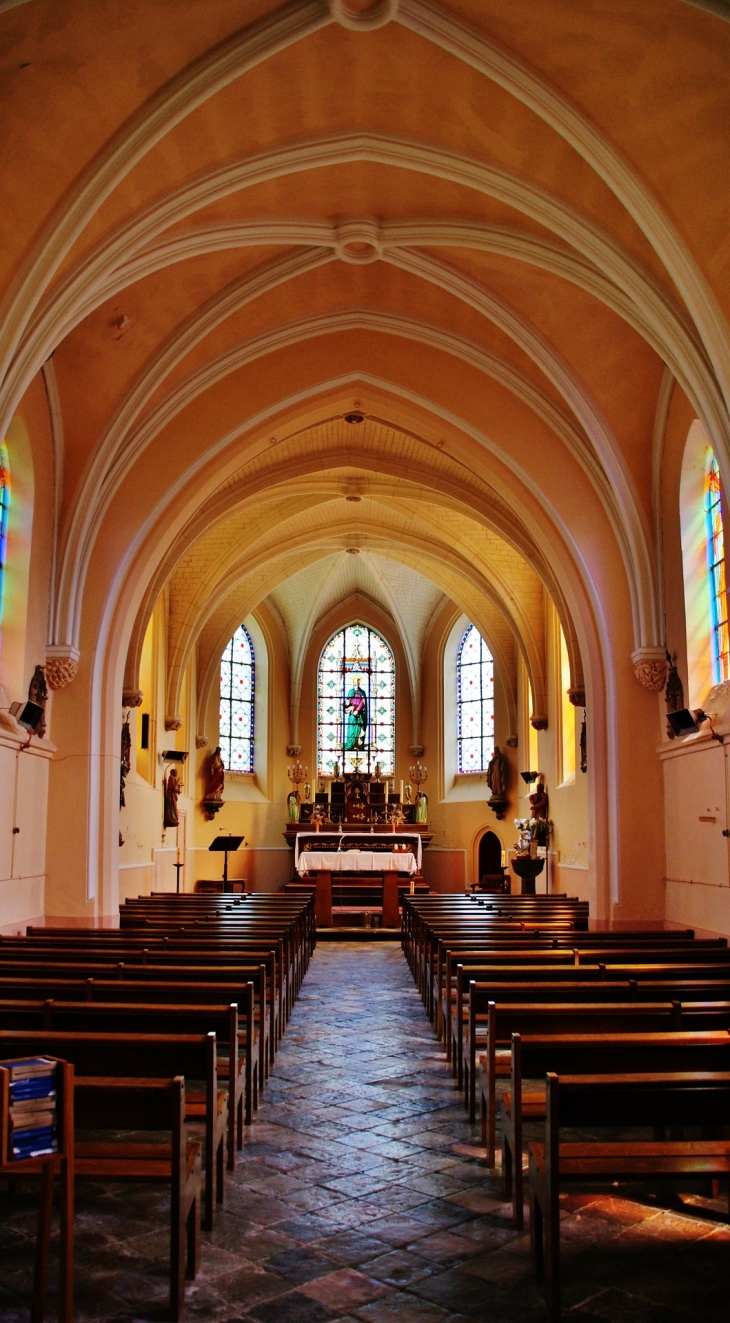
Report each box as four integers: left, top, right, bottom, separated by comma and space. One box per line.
1, 942, 729, 1321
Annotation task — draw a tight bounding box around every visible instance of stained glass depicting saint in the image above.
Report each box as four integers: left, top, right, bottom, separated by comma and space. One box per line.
317, 624, 395, 777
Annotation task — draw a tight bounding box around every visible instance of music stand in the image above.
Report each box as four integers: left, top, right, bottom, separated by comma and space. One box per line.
209, 835, 244, 891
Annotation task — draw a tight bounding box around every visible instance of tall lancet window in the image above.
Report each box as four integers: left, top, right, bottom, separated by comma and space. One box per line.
457, 623, 494, 772
0, 443, 8, 636
220, 624, 255, 771
705, 450, 730, 686
317, 623, 395, 777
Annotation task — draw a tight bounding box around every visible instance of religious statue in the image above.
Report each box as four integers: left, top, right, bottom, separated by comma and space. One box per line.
333, 760, 342, 781
664, 650, 684, 740
205, 746, 225, 801
529, 774, 549, 820
163, 766, 182, 828
344, 676, 368, 751
486, 745, 507, 799
287, 790, 300, 822
415, 791, 428, 823
120, 714, 131, 809
28, 664, 48, 739
374, 761, 383, 781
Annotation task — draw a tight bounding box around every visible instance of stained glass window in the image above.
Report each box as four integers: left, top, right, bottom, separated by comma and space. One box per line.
0, 444, 8, 636
457, 623, 494, 772
705, 450, 730, 686
317, 623, 395, 777
219, 624, 255, 772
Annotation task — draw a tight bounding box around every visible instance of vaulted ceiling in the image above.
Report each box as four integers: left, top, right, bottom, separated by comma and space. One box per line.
3, 0, 729, 714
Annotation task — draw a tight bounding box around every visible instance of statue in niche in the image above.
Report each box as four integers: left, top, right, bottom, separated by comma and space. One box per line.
163, 766, 182, 828
28, 665, 48, 739
486, 745, 507, 800
120, 714, 131, 809
529, 773, 549, 820
205, 746, 225, 800
344, 676, 368, 751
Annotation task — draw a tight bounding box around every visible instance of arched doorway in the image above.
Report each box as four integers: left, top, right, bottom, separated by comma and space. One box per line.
478, 830, 503, 889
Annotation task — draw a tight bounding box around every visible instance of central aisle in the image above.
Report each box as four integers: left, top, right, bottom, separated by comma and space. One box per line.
221, 939, 523, 1321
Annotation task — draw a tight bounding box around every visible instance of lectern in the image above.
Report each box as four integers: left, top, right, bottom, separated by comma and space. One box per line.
208, 834, 244, 891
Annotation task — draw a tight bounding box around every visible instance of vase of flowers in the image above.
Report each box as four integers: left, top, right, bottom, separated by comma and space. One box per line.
511, 816, 552, 893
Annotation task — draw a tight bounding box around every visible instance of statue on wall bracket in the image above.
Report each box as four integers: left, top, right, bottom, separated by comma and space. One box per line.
163, 765, 182, 828
664, 650, 685, 740
486, 745, 509, 820
202, 746, 225, 821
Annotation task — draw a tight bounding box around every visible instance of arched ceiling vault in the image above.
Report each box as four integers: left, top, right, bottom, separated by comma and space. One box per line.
120, 422, 575, 737
3, 0, 728, 706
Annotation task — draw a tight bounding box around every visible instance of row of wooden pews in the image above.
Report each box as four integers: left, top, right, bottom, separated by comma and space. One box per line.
0, 888, 314, 1320
401, 892, 730, 1321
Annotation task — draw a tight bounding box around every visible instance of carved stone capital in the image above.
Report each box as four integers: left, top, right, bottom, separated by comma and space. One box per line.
195, 734, 208, 750
530, 714, 548, 731
631, 648, 668, 692
409, 745, 424, 757
45, 645, 80, 691
286, 744, 302, 757
122, 688, 143, 708
329, 0, 398, 31
164, 714, 183, 732
505, 735, 518, 748
568, 687, 586, 707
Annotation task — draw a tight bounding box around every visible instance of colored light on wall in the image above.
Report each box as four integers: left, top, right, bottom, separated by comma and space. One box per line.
0, 442, 9, 634
704, 450, 729, 687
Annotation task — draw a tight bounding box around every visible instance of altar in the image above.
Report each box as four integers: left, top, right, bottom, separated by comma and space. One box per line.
289, 829, 428, 929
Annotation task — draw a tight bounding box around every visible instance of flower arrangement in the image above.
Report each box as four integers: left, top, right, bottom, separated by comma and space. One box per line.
514, 816, 551, 856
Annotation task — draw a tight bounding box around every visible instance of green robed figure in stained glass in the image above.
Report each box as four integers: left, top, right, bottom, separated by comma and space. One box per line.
344, 676, 368, 750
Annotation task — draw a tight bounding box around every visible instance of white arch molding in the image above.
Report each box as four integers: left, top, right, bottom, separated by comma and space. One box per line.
64, 368, 618, 918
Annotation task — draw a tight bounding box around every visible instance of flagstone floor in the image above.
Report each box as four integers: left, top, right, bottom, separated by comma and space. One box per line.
1, 941, 729, 1322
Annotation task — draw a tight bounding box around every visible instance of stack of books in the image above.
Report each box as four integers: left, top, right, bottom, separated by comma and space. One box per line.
4, 1058, 58, 1161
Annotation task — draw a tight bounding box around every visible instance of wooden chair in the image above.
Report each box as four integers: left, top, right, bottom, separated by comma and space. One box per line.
0, 1057, 74, 1323
74, 1076, 201, 1322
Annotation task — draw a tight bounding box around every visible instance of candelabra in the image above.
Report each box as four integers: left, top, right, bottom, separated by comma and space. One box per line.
408, 760, 428, 790
287, 760, 308, 793
409, 761, 428, 824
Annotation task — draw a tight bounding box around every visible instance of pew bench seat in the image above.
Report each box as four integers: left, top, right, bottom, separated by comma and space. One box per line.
528, 1071, 730, 1323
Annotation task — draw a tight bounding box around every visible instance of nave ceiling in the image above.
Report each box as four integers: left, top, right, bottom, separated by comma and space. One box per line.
1, 0, 729, 718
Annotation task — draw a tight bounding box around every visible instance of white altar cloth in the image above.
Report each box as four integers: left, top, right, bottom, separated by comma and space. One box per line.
293, 831, 423, 869
296, 850, 418, 876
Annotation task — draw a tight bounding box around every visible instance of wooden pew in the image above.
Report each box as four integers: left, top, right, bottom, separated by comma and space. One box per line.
471, 998, 684, 1137
528, 1071, 730, 1322
449, 960, 730, 1083
74, 1076, 201, 1323
0, 1029, 226, 1231
498, 1029, 730, 1229
0, 956, 274, 1085
0, 999, 252, 1158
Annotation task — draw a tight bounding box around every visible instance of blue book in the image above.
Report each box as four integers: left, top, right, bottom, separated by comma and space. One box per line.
9, 1079, 56, 1101
12, 1141, 58, 1159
